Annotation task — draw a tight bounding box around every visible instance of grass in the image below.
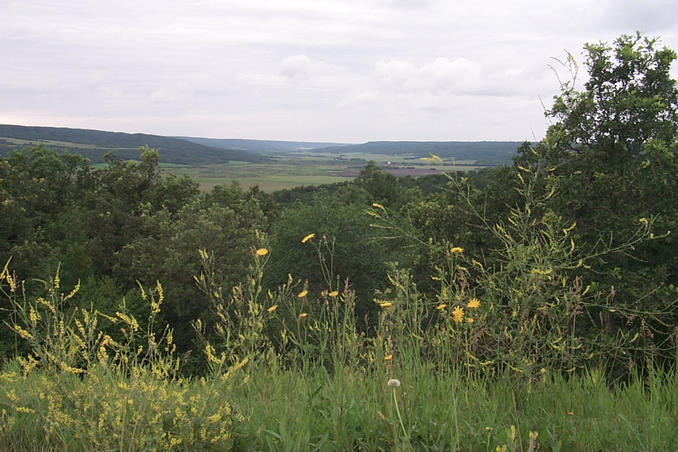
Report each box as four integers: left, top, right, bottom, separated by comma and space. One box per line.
230, 363, 678, 451
2, 359, 676, 451
164, 160, 355, 192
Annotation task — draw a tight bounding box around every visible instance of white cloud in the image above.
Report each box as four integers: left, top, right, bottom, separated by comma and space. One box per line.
279, 54, 314, 78
374, 57, 482, 95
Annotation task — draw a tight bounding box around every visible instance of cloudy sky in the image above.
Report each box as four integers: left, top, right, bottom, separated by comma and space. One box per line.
2, 0, 677, 143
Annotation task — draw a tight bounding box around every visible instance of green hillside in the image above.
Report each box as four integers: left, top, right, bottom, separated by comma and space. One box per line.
0, 124, 263, 164
313, 140, 527, 165
178, 136, 349, 154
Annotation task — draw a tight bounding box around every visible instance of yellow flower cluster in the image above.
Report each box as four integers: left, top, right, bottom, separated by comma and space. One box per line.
0, 363, 238, 449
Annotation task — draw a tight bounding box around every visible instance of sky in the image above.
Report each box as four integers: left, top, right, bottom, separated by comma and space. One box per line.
2, 0, 678, 143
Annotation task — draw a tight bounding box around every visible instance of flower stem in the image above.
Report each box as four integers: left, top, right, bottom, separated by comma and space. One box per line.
392, 388, 407, 439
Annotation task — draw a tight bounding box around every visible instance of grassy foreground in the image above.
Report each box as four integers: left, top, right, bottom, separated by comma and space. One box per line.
1, 359, 676, 451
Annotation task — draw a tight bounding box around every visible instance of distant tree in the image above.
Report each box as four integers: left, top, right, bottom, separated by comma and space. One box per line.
354, 161, 406, 208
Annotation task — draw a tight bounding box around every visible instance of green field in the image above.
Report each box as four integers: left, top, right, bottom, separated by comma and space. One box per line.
164, 153, 483, 192
165, 160, 353, 192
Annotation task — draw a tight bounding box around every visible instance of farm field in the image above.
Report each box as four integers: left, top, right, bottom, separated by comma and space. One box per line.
164, 153, 485, 192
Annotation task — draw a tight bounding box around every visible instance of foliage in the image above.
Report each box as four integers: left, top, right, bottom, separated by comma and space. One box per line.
117, 183, 267, 354
266, 188, 393, 320
514, 33, 678, 372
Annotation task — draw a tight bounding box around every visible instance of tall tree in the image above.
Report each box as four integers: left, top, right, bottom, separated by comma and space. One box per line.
516, 33, 678, 367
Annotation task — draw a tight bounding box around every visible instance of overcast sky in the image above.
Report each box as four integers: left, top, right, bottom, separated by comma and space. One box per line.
2, 0, 677, 143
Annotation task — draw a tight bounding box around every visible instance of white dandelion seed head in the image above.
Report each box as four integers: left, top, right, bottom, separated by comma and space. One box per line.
387, 378, 401, 387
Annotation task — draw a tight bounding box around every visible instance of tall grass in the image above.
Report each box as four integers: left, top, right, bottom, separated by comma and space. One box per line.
229, 361, 678, 450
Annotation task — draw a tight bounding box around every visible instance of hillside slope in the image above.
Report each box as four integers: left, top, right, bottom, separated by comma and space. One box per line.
178, 136, 349, 154
313, 141, 526, 166
0, 124, 263, 164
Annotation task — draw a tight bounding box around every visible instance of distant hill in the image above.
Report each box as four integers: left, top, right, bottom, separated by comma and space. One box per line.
0, 124, 526, 167
178, 137, 350, 154
312, 141, 527, 166
0, 124, 263, 164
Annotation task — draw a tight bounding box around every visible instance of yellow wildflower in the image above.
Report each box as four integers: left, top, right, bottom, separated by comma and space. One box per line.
256, 248, 269, 256
379, 302, 393, 308
450, 246, 464, 254
301, 233, 315, 243
384, 354, 393, 361
467, 317, 474, 324
329, 290, 339, 297
467, 298, 481, 309
13, 325, 32, 340
6, 273, 16, 293
156, 280, 164, 304
299, 312, 308, 318
29, 306, 40, 325
452, 306, 464, 323
267, 304, 278, 313
14, 406, 35, 414
530, 268, 552, 276
297, 290, 308, 298
64, 279, 80, 301
436, 304, 446, 310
